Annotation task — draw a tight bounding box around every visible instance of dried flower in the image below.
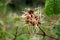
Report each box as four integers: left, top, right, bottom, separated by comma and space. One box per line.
22, 9, 41, 26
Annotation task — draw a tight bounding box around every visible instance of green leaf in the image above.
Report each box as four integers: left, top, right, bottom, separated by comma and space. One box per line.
54, 25, 60, 36
45, 0, 60, 16
16, 34, 30, 40
14, 18, 20, 21
5, 32, 14, 39
4, 19, 13, 24
0, 31, 3, 38
0, 26, 3, 31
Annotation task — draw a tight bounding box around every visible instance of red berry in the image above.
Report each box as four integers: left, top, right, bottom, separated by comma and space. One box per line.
28, 10, 34, 14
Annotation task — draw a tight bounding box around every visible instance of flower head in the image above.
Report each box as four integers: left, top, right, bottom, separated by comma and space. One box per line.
22, 8, 41, 26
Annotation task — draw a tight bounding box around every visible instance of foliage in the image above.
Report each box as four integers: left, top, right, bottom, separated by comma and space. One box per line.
45, 0, 60, 16
0, 0, 60, 40
54, 25, 60, 36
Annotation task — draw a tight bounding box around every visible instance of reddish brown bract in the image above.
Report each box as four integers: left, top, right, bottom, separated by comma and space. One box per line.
28, 10, 34, 14
34, 16, 38, 20
25, 20, 30, 24
30, 21, 35, 26
37, 21, 41, 26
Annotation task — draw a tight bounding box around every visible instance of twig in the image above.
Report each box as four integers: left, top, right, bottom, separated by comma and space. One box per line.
46, 34, 59, 40
38, 26, 59, 40
38, 27, 46, 36
16, 32, 59, 40
12, 27, 59, 40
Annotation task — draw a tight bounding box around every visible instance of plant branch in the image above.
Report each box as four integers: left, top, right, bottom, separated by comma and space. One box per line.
15, 32, 58, 40
38, 27, 46, 36
12, 27, 59, 40
46, 34, 59, 40
38, 26, 59, 40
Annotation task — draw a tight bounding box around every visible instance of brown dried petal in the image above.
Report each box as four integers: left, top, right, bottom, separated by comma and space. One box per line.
28, 10, 34, 14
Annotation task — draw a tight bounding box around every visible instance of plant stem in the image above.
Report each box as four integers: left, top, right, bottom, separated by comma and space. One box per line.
12, 26, 59, 40
38, 27, 46, 36
13, 27, 18, 40
38, 26, 59, 40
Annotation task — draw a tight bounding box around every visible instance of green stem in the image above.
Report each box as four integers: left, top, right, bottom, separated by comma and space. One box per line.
13, 27, 18, 40
38, 27, 46, 36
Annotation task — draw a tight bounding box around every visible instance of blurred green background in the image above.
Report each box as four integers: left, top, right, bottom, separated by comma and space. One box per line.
0, 0, 60, 40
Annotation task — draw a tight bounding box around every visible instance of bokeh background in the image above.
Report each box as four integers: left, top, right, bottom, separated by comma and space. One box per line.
0, 0, 60, 40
